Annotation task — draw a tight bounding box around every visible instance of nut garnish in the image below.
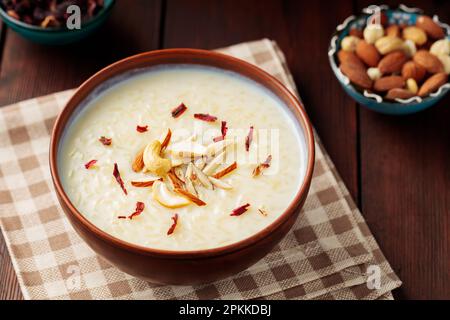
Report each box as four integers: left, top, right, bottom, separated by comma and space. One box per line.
203, 151, 226, 175
132, 147, 145, 172
208, 176, 232, 190
213, 162, 237, 179
185, 176, 198, 196
252, 155, 272, 177
131, 179, 162, 187
190, 162, 213, 189
168, 169, 185, 190
160, 128, 172, 152
174, 188, 207, 206
152, 180, 190, 208
258, 205, 268, 216
143, 141, 172, 176
170, 141, 207, 158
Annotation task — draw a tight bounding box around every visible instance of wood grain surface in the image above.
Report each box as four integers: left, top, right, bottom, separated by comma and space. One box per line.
0, 0, 449, 299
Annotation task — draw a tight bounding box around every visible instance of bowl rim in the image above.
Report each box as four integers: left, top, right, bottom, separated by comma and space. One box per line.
0, 0, 115, 33
49, 48, 316, 259
328, 4, 450, 108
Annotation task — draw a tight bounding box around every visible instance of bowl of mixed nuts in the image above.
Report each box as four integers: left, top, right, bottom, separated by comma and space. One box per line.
329, 4, 450, 115
0, 0, 115, 45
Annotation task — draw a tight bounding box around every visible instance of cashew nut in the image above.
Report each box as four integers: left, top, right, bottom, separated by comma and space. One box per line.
143, 140, 172, 176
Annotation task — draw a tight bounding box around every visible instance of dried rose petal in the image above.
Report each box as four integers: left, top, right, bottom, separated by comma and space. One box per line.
171, 103, 187, 118
230, 203, 251, 216
128, 202, 145, 220
167, 214, 179, 235
136, 125, 149, 133
84, 159, 97, 169
213, 121, 228, 142
99, 136, 112, 146
194, 113, 217, 122
245, 126, 254, 152
252, 155, 272, 177
113, 163, 128, 195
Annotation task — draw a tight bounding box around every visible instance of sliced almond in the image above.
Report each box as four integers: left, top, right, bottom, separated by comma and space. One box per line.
174, 188, 206, 206
213, 162, 237, 179
208, 176, 232, 190
167, 170, 184, 190
185, 176, 198, 196
206, 139, 234, 157
203, 151, 226, 175
131, 179, 162, 187
258, 205, 268, 216
159, 128, 172, 152
132, 147, 145, 172
194, 156, 207, 170
190, 162, 213, 189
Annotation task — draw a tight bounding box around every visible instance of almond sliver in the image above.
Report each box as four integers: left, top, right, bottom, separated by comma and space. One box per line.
208, 176, 232, 190
203, 151, 226, 175
190, 162, 213, 189
174, 188, 206, 206
212, 162, 237, 179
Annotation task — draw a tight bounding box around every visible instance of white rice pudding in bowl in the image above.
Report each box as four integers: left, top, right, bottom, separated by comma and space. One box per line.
59, 65, 307, 251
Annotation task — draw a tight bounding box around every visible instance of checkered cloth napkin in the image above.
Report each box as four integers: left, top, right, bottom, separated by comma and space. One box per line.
0, 39, 401, 300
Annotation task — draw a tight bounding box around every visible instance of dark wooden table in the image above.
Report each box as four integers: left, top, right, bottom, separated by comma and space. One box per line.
0, 0, 449, 300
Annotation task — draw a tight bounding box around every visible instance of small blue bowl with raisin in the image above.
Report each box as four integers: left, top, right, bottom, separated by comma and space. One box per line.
328, 4, 450, 115
0, 0, 115, 45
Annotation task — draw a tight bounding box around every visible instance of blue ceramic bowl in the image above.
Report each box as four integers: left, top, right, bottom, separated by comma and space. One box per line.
329, 4, 450, 115
0, 0, 115, 45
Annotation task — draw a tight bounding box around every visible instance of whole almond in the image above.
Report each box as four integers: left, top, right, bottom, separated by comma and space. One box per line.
401, 61, 426, 82
416, 15, 445, 39
413, 50, 444, 74
378, 51, 408, 74
337, 50, 365, 68
418, 73, 448, 97
340, 62, 372, 89
356, 40, 381, 67
385, 88, 416, 100
374, 75, 405, 92
386, 25, 400, 38
132, 147, 145, 172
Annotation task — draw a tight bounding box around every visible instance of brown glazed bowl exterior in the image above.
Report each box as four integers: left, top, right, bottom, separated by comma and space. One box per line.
49, 49, 315, 285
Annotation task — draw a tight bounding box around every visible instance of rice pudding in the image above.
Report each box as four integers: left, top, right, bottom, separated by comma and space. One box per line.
59, 65, 307, 251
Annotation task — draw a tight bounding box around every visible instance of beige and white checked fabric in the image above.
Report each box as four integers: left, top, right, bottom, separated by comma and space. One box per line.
0, 39, 401, 300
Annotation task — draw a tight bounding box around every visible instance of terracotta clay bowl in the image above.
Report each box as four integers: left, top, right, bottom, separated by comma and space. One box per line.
49, 49, 315, 285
